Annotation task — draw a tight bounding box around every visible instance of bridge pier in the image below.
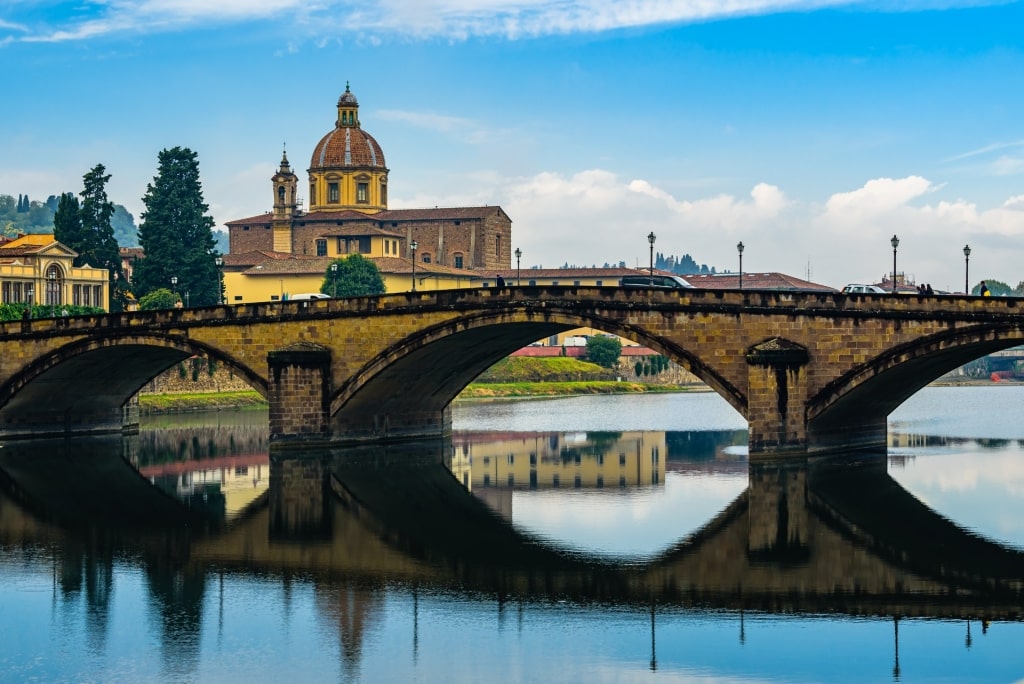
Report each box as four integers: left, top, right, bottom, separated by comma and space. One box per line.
745, 338, 810, 458
268, 344, 331, 443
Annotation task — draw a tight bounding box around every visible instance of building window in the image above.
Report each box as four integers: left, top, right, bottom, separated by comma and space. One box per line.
596, 280, 603, 286
336, 238, 346, 254
454, 254, 464, 269
328, 182, 340, 203
507, 454, 514, 465
552, 474, 560, 488
529, 280, 537, 286
422, 253, 431, 264
358, 237, 371, 253
619, 453, 626, 466
384, 240, 390, 255
310, 184, 316, 205
381, 183, 387, 205
483, 474, 490, 487
357, 182, 368, 203
277, 186, 285, 203
574, 280, 581, 286
316, 239, 327, 256
234, 295, 243, 301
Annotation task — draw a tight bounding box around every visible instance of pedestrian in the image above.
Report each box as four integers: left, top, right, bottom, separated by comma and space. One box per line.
495, 274, 506, 288
925, 284, 934, 295
980, 281, 990, 297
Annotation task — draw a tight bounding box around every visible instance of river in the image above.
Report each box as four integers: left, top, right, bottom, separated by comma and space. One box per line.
1, 387, 1022, 683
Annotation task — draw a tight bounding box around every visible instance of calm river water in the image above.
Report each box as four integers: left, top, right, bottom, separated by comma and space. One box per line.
1, 386, 1023, 683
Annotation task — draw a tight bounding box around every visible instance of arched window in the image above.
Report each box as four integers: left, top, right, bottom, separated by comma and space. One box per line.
45, 264, 63, 307
278, 186, 285, 204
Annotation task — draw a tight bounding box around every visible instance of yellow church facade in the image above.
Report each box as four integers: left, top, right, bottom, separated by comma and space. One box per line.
0, 234, 109, 312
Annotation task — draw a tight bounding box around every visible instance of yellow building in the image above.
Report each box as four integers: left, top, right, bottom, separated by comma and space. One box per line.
221, 249, 481, 303
0, 234, 109, 311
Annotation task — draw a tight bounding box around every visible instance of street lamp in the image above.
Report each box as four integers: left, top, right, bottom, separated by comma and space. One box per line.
514, 247, 522, 286
737, 241, 745, 290
215, 257, 224, 304
410, 240, 418, 292
171, 276, 179, 308
647, 232, 656, 286
330, 263, 338, 298
48, 271, 56, 317
963, 244, 971, 295
890, 235, 899, 294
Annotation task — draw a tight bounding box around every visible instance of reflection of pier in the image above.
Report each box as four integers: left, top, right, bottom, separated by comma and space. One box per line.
2, 438, 1024, 621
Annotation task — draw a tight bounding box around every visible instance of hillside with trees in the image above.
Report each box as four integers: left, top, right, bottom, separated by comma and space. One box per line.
1, 192, 139, 247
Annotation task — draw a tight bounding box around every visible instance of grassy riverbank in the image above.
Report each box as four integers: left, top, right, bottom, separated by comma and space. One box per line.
137, 357, 696, 413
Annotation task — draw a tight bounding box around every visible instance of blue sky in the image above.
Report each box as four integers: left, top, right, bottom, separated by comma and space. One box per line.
3, 1, 1024, 290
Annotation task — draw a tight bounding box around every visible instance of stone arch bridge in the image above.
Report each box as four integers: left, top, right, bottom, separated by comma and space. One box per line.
1, 287, 1022, 456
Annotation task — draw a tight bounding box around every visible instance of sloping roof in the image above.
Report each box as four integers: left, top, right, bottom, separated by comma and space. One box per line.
370, 256, 478, 277
242, 257, 334, 276
684, 272, 837, 292
224, 205, 508, 228
0, 233, 78, 258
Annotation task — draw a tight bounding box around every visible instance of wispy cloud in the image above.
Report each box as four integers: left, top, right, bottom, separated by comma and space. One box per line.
943, 139, 1024, 163
2, 0, 994, 44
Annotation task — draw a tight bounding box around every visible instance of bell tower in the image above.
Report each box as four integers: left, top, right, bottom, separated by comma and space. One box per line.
271, 147, 299, 253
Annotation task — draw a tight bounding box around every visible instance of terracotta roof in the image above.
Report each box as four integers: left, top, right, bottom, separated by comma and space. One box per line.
370, 256, 478, 277
311, 126, 386, 170
684, 272, 837, 292
243, 257, 334, 276
222, 250, 299, 267
224, 205, 508, 227
487, 267, 648, 279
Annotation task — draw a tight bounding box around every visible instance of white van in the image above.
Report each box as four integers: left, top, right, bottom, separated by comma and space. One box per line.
289, 293, 330, 300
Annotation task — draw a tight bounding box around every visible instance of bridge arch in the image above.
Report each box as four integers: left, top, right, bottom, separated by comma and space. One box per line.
328, 306, 746, 440
0, 334, 268, 438
807, 324, 1024, 449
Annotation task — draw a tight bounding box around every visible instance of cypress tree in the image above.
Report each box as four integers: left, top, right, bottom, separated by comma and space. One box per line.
77, 164, 127, 310
53, 192, 82, 252
134, 147, 219, 306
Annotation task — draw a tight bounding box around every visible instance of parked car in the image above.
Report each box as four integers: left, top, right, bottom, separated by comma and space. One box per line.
290, 293, 331, 300
841, 284, 887, 294
620, 275, 694, 290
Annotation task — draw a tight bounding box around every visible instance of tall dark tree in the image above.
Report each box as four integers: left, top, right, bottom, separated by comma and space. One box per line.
52, 192, 82, 251
134, 147, 219, 306
75, 165, 128, 311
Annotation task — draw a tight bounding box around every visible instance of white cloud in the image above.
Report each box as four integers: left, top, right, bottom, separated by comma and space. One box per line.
388, 167, 1024, 289
3, 0, 992, 43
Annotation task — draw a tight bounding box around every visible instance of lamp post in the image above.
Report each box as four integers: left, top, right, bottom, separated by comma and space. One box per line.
48, 271, 59, 317
647, 232, 656, 286
890, 235, 899, 294
330, 263, 338, 298
215, 257, 223, 304
26, 286, 33, 317
514, 247, 522, 286
737, 241, 745, 290
963, 244, 971, 294
410, 240, 418, 292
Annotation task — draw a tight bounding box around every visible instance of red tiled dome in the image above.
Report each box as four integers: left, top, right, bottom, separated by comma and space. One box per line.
310, 126, 386, 171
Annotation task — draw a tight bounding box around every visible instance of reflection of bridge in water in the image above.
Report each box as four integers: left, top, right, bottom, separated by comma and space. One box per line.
1, 437, 1022, 622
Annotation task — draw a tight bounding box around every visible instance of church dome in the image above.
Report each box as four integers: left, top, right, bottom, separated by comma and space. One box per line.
310, 126, 386, 170
309, 83, 386, 171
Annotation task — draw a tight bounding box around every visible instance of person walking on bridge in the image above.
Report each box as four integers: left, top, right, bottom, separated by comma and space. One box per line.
980, 281, 991, 297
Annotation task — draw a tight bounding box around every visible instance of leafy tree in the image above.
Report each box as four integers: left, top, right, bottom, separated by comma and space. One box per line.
138, 288, 179, 310
975, 279, 1012, 296
585, 335, 622, 369
133, 147, 220, 306
321, 254, 385, 297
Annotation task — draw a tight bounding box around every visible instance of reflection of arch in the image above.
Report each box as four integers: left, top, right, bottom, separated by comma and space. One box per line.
45, 263, 64, 307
